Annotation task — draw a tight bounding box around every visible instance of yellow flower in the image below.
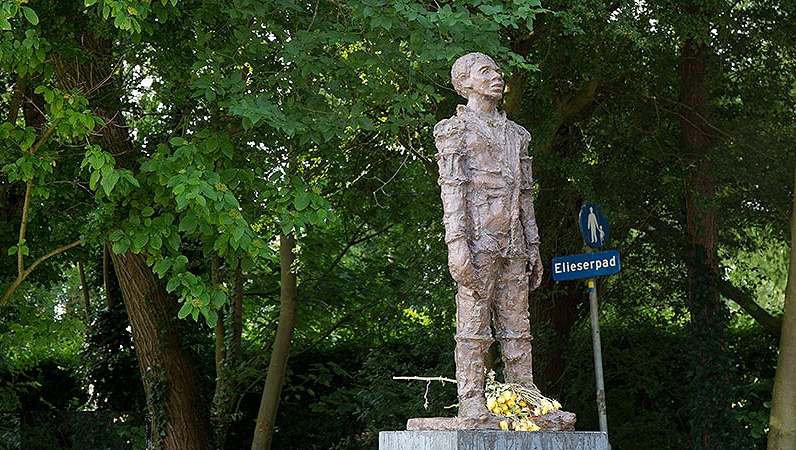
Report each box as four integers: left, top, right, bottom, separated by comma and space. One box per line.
500, 420, 509, 431
540, 403, 551, 415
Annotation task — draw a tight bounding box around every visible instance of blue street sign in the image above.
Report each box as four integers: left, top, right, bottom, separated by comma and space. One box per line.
552, 249, 621, 281
579, 203, 610, 248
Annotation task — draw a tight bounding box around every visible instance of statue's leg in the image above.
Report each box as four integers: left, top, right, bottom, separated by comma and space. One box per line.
494, 257, 534, 386
455, 283, 492, 418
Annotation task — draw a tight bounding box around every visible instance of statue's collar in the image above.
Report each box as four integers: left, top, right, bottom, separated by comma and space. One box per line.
456, 105, 507, 128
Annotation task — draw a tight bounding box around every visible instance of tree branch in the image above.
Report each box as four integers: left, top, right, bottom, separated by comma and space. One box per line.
7, 77, 26, 124
17, 179, 32, 274
718, 278, 782, 336
393, 376, 457, 384
1, 239, 84, 309
291, 303, 368, 357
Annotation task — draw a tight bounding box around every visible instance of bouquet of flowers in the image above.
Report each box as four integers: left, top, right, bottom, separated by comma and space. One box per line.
484, 370, 562, 431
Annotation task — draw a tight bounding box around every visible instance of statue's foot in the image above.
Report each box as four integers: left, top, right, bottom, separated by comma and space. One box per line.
536, 409, 577, 431
458, 397, 491, 420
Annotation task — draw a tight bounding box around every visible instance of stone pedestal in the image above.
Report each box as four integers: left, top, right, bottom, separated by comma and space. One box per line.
379, 430, 610, 450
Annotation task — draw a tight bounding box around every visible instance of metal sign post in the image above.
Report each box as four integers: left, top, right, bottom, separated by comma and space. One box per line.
587, 273, 608, 434
578, 203, 611, 435
552, 203, 616, 437
577, 203, 611, 435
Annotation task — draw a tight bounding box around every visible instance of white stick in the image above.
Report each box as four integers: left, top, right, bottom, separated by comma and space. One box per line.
393, 376, 457, 384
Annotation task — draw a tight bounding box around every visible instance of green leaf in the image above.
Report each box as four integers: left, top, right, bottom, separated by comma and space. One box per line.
205, 134, 219, 151
232, 225, 244, 244
211, 290, 226, 308
89, 170, 101, 190
170, 136, 186, 146
199, 292, 211, 307
240, 255, 254, 272
177, 301, 193, 319
167, 232, 181, 252
0, 17, 11, 30
179, 213, 198, 233
166, 276, 180, 293
153, 258, 171, 277
358, 117, 375, 130
150, 235, 162, 250
213, 234, 229, 256
141, 206, 155, 217
132, 232, 148, 252
21, 7, 39, 25
123, 171, 140, 187
204, 309, 218, 328
112, 238, 129, 255
8, 246, 17, 256
189, 280, 203, 298
175, 194, 189, 210
281, 221, 294, 236
294, 192, 310, 211
109, 229, 126, 241
100, 171, 120, 196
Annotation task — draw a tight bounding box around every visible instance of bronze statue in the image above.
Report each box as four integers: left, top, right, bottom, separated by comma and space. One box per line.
434, 52, 543, 419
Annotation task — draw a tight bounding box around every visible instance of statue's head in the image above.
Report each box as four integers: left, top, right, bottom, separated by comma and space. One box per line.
450, 52, 501, 99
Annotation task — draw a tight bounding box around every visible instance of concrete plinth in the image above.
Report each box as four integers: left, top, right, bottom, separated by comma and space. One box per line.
379, 430, 609, 450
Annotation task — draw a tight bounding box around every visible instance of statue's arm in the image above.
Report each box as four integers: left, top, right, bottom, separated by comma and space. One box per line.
435, 120, 475, 285
520, 154, 543, 289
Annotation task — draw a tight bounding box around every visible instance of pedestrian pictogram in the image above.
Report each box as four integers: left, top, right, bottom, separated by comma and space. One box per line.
579, 203, 610, 248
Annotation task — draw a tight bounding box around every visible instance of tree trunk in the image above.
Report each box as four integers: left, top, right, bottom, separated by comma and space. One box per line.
78, 261, 90, 322
103, 243, 120, 308
502, 69, 528, 119
212, 266, 244, 449
680, 34, 740, 449
46, 10, 213, 448
251, 233, 298, 450
111, 250, 211, 450
767, 163, 796, 450
529, 281, 582, 396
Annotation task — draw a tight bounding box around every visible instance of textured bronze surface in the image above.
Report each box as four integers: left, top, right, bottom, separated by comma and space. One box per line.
435, 52, 543, 420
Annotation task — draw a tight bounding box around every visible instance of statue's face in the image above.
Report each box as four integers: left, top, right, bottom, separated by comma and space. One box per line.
465, 59, 504, 101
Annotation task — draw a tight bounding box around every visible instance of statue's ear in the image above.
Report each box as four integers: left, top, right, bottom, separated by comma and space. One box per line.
460, 77, 474, 91
458, 78, 474, 97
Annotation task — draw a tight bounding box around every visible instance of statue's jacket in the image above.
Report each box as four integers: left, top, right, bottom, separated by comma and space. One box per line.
435, 105, 540, 262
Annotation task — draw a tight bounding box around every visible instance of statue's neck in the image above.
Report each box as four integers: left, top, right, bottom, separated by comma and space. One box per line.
466, 96, 501, 121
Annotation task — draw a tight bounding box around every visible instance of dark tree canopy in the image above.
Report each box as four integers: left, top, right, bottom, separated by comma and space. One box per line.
0, 0, 794, 449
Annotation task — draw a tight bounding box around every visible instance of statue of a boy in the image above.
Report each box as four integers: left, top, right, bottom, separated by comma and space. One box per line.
434, 52, 543, 419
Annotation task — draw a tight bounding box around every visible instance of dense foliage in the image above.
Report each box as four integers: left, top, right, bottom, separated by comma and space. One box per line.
0, 0, 794, 449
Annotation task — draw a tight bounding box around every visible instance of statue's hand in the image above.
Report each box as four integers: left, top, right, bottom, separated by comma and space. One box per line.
528, 245, 543, 290
447, 238, 476, 285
